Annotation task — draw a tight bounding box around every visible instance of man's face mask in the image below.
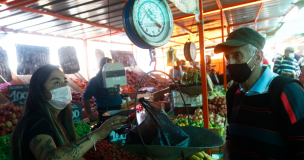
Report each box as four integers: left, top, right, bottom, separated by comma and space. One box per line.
226, 52, 256, 83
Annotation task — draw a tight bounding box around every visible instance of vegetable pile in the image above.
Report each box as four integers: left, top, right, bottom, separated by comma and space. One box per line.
208, 96, 227, 117
181, 68, 201, 85
126, 70, 169, 90
171, 108, 225, 137
83, 140, 143, 160
74, 122, 92, 138
0, 102, 23, 136
69, 77, 88, 91
0, 134, 11, 160
208, 86, 226, 99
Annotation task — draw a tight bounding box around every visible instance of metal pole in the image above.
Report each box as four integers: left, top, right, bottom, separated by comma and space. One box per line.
221, 10, 227, 92
198, 0, 210, 155
84, 40, 90, 81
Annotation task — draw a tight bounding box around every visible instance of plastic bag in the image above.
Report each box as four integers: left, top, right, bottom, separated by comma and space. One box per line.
126, 98, 190, 147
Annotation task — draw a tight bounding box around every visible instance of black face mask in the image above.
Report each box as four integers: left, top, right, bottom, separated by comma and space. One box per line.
226, 54, 256, 83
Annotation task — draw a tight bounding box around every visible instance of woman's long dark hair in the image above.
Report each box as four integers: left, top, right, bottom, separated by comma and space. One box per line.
11, 64, 77, 160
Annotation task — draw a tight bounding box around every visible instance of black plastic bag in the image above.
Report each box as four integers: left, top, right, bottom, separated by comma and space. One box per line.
126, 98, 190, 147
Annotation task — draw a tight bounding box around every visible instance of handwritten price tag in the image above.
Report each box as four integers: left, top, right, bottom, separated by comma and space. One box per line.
71, 103, 83, 122
8, 85, 29, 106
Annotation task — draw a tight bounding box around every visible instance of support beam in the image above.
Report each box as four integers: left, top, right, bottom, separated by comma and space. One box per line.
0, 0, 37, 13
215, 0, 229, 28
19, 7, 123, 32
229, 16, 282, 27
174, 23, 192, 33
0, 27, 84, 40
255, 3, 264, 30
198, 0, 210, 156
174, 0, 272, 22
86, 32, 124, 40
220, 10, 227, 92
84, 40, 90, 81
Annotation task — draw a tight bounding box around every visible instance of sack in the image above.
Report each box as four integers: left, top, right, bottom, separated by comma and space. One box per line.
126, 98, 190, 147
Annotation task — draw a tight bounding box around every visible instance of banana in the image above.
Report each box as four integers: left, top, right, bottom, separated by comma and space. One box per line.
195, 152, 205, 159
189, 155, 201, 160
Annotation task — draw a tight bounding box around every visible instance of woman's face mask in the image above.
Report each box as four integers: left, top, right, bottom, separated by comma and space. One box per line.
45, 86, 72, 110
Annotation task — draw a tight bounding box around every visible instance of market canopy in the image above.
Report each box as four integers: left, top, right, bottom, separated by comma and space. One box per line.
0, 0, 298, 48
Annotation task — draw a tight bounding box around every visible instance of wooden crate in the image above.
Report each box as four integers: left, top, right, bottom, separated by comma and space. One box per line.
0, 92, 9, 103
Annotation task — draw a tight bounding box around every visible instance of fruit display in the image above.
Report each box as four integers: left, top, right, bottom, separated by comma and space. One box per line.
71, 91, 97, 111
74, 121, 92, 138
187, 151, 223, 160
69, 77, 88, 91
126, 70, 169, 89
0, 102, 22, 136
0, 134, 11, 160
208, 96, 227, 117
171, 108, 225, 137
0, 82, 16, 100
83, 140, 143, 160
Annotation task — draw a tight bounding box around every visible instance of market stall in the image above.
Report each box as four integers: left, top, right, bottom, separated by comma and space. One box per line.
0, 0, 299, 159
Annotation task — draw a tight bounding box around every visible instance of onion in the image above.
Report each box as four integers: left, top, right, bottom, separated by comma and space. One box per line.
198, 114, 203, 119
209, 113, 214, 119
209, 118, 214, 122
222, 117, 226, 123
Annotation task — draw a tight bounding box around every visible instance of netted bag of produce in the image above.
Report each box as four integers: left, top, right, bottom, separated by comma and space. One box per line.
126, 98, 189, 147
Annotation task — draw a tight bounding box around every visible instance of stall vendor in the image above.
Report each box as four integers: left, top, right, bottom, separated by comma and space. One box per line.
169, 59, 185, 80
83, 57, 123, 122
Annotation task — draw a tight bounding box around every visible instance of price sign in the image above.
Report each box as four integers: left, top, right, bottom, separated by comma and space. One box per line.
58, 46, 80, 74
8, 85, 30, 106
72, 103, 83, 122
0, 47, 12, 83
16, 44, 50, 75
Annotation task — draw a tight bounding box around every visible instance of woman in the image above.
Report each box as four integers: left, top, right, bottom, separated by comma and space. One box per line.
11, 64, 127, 160
84, 57, 122, 122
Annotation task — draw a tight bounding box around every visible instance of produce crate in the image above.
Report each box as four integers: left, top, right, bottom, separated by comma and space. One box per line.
137, 87, 170, 101
66, 76, 84, 93
210, 129, 224, 153
11, 72, 25, 85
121, 99, 140, 110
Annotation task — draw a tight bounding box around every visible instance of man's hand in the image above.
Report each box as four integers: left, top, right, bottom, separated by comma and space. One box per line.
88, 113, 99, 122
282, 71, 291, 77
292, 71, 296, 77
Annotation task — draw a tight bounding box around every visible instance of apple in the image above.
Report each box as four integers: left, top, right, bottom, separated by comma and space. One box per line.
4, 114, 12, 121
0, 130, 6, 136
15, 112, 21, 118
0, 116, 5, 123
0, 110, 8, 116
5, 121, 12, 128
12, 119, 18, 125
11, 126, 15, 131
8, 106, 15, 112
0, 104, 3, 111
12, 113, 16, 119
0, 123, 5, 129
8, 111, 12, 114
5, 127, 11, 134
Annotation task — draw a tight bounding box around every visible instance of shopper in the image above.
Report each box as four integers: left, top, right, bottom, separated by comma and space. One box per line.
169, 58, 183, 80
11, 64, 127, 160
273, 47, 300, 78
214, 28, 304, 160
83, 57, 122, 122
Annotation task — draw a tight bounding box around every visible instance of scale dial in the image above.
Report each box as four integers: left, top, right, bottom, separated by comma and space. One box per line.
123, 0, 174, 49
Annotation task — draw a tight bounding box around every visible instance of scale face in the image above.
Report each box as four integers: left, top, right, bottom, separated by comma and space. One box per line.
123, 0, 174, 49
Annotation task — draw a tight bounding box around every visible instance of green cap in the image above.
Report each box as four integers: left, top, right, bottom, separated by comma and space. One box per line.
285, 47, 295, 52
214, 27, 265, 53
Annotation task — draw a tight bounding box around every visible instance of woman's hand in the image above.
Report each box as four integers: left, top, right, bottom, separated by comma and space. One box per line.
95, 116, 128, 140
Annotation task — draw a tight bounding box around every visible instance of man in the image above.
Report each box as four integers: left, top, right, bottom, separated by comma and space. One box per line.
273, 47, 300, 78
214, 28, 304, 160
83, 57, 122, 122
